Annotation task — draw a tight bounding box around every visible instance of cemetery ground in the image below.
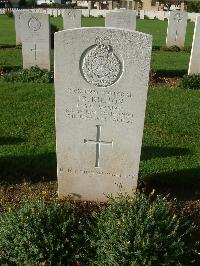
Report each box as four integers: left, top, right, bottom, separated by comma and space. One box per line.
0, 15, 200, 265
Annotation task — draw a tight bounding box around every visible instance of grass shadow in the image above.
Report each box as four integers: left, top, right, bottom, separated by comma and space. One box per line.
0, 152, 57, 184
0, 137, 25, 145
141, 146, 191, 161
152, 69, 187, 77
139, 168, 200, 200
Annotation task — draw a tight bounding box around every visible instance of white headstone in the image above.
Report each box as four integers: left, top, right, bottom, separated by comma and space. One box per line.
188, 16, 200, 75
63, 9, 82, 30
140, 10, 144, 19
157, 11, 165, 21
105, 10, 136, 30
14, 10, 26, 45
21, 13, 50, 70
166, 11, 188, 48
54, 28, 152, 201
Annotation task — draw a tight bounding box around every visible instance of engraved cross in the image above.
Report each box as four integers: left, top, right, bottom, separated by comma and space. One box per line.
30, 44, 39, 60
84, 125, 113, 168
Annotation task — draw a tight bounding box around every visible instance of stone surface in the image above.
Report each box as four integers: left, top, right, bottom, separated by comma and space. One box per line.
63, 9, 82, 30
105, 10, 136, 30
188, 16, 200, 75
14, 10, 26, 45
140, 10, 144, 19
166, 10, 188, 48
21, 13, 50, 70
54, 28, 152, 201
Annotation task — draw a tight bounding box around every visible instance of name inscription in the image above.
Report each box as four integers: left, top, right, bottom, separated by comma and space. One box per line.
65, 88, 135, 124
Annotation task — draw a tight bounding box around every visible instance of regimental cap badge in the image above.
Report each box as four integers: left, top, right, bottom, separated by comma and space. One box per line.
28, 17, 41, 31
80, 35, 123, 88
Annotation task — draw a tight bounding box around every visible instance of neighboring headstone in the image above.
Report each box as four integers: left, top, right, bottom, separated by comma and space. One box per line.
21, 13, 50, 70
166, 10, 188, 48
105, 10, 136, 30
180, 2, 184, 12
14, 10, 26, 45
157, 11, 164, 21
54, 28, 152, 201
140, 10, 144, 19
188, 16, 200, 75
63, 9, 82, 30
108, 0, 113, 10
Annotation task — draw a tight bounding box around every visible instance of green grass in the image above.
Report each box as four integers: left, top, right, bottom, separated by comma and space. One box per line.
0, 48, 191, 75
151, 51, 190, 75
0, 48, 22, 68
0, 15, 199, 187
0, 16, 194, 48
0, 16, 194, 74
0, 82, 199, 186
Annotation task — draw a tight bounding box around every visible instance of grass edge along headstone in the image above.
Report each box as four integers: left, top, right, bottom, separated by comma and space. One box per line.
62, 9, 82, 30
55, 27, 152, 202
21, 13, 50, 71
105, 10, 137, 30
166, 10, 188, 48
188, 16, 200, 75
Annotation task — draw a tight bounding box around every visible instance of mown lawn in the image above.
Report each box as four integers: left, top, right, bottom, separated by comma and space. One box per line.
0, 82, 199, 186
0, 15, 199, 188
0, 15, 195, 47
0, 15, 194, 74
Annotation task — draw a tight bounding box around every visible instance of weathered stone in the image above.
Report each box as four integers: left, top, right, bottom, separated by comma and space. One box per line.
166, 10, 188, 48
105, 10, 136, 30
188, 16, 200, 75
54, 28, 152, 201
63, 9, 82, 30
21, 13, 50, 70
14, 10, 26, 45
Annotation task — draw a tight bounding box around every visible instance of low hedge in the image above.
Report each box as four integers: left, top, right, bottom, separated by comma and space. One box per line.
0, 193, 193, 265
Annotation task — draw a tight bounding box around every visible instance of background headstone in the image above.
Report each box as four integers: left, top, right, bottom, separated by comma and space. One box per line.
166, 10, 188, 48
14, 10, 26, 45
105, 10, 136, 30
140, 10, 144, 19
21, 13, 50, 70
54, 28, 152, 201
63, 9, 82, 30
188, 16, 200, 75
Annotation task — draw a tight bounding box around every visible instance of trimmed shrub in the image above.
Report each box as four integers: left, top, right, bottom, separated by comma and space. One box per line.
1, 66, 53, 83
91, 194, 191, 266
181, 74, 200, 90
0, 199, 93, 265
0, 194, 193, 265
